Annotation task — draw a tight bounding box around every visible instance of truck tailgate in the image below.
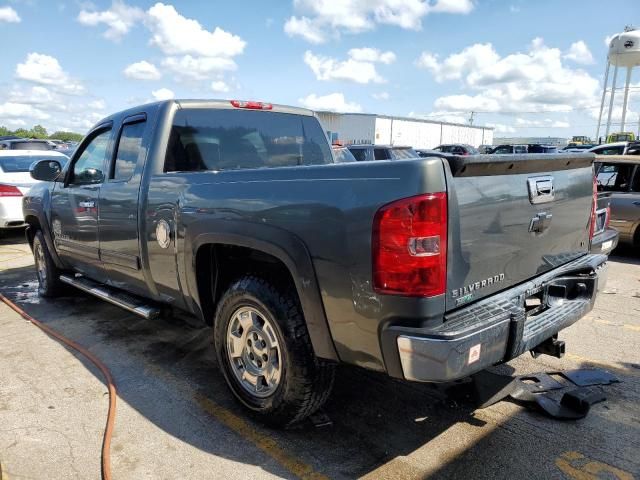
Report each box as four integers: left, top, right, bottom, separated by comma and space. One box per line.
443, 153, 595, 311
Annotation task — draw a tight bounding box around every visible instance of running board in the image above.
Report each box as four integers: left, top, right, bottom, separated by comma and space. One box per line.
59, 274, 161, 320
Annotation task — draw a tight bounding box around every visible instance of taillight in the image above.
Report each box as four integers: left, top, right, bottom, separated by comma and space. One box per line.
589, 175, 597, 239
0, 184, 22, 197
372, 193, 447, 297
230, 100, 273, 110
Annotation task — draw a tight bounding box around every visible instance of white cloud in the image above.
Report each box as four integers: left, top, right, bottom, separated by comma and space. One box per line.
0, 102, 51, 121
77, 0, 145, 41
15, 53, 85, 95
146, 3, 245, 58
144, 3, 246, 84
298, 93, 362, 112
0, 6, 21, 23
284, 0, 474, 43
211, 80, 230, 93
123, 60, 162, 80
372, 92, 390, 100
284, 16, 327, 44
418, 38, 600, 114
304, 49, 396, 83
88, 99, 106, 110
348, 47, 396, 64
161, 55, 236, 81
152, 88, 175, 101
563, 41, 594, 65
485, 123, 516, 134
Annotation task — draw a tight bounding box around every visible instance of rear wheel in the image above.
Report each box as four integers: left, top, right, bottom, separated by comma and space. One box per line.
214, 275, 335, 427
33, 230, 63, 297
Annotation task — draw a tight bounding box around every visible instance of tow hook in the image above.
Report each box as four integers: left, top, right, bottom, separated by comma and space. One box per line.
531, 335, 565, 358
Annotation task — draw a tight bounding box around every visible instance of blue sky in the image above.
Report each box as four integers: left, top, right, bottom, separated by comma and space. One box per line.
0, 0, 638, 138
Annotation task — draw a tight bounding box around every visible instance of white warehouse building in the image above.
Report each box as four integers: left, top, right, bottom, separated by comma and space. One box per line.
316, 112, 494, 149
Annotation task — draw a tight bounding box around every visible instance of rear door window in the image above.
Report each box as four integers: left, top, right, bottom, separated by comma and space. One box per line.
349, 148, 368, 162
374, 148, 390, 160
165, 109, 332, 172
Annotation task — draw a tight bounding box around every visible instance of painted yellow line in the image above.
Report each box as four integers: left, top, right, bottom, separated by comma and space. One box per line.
565, 353, 639, 377
196, 394, 329, 480
142, 364, 329, 480
555, 451, 634, 480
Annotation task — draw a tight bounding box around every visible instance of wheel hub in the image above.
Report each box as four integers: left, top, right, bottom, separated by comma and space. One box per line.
226, 307, 282, 398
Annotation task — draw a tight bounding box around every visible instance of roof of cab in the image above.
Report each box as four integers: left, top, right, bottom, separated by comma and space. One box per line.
91, 99, 316, 132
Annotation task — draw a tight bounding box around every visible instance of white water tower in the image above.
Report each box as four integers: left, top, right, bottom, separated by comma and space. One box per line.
596, 26, 640, 140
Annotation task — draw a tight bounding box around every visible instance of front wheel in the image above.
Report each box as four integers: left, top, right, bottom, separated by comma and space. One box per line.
214, 275, 335, 427
33, 230, 63, 297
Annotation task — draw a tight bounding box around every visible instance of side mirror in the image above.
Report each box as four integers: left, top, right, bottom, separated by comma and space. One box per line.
30, 159, 62, 182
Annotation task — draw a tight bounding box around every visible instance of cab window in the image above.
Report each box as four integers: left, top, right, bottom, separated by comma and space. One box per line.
112, 120, 146, 181
70, 128, 111, 185
374, 148, 390, 160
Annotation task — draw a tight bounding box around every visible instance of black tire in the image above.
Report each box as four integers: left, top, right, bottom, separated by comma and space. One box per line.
33, 230, 63, 297
214, 275, 335, 427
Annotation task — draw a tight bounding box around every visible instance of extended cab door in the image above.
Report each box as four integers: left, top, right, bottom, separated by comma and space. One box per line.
50, 124, 113, 279
99, 113, 149, 295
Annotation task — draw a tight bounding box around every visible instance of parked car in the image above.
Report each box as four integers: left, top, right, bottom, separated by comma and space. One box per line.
25, 99, 607, 427
589, 141, 640, 156
331, 145, 357, 163
594, 154, 640, 246
0, 150, 68, 231
415, 149, 441, 158
528, 144, 558, 154
562, 144, 596, 151
347, 144, 418, 161
490, 144, 529, 154
433, 144, 479, 155
0, 139, 54, 151
478, 144, 493, 154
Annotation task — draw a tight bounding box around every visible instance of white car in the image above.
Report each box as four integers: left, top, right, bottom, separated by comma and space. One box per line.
0, 150, 68, 231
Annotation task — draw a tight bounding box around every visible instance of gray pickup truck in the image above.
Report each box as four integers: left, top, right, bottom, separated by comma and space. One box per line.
24, 99, 607, 426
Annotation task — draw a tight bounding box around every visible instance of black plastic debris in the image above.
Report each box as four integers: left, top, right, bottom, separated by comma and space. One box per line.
471, 368, 619, 420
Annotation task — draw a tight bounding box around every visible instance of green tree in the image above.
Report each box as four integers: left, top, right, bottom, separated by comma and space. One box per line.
0, 126, 11, 136
29, 125, 48, 139
49, 131, 84, 142
13, 128, 30, 138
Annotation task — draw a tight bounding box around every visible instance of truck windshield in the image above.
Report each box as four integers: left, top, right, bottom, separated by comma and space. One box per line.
0, 155, 66, 173
165, 109, 333, 172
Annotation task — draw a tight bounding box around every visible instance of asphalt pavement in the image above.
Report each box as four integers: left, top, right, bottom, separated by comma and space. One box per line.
0, 229, 638, 480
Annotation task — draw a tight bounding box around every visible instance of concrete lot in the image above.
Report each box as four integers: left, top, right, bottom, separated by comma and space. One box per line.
0, 229, 638, 480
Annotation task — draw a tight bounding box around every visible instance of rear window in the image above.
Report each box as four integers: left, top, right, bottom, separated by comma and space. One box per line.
165, 109, 332, 172
0, 155, 66, 173
390, 148, 418, 159
9, 141, 52, 151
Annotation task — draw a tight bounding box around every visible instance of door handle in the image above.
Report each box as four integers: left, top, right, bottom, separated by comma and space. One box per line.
78, 201, 95, 208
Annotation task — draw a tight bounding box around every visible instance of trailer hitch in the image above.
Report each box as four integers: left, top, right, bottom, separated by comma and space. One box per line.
531, 335, 565, 358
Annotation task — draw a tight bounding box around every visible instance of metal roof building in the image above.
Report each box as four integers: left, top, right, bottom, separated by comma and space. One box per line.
316, 112, 494, 149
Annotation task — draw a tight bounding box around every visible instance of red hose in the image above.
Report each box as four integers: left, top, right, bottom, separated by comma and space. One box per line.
0, 293, 116, 480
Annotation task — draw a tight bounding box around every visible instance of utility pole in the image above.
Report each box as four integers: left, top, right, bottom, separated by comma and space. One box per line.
468, 111, 475, 126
